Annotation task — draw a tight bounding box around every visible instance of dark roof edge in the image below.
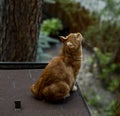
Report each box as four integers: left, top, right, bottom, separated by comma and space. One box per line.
0, 62, 48, 69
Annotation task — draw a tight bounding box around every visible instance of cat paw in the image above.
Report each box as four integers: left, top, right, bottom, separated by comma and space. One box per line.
72, 85, 77, 91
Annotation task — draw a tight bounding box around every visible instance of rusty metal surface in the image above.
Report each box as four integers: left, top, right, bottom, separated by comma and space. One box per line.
0, 69, 91, 116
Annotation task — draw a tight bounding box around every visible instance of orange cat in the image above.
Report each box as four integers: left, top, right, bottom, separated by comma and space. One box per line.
31, 32, 83, 101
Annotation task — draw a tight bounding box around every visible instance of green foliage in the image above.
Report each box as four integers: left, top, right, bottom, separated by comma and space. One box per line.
40, 18, 63, 36
84, 2, 120, 85
108, 78, 120, 92
115, 102, 120, 116
86, 92, 102, 107
83, 90, 102, 108
100, 0, 120, 25
92, 47, 119, 92
36, 18, 63, 62
94, 47, 111, 66
44, 0, 76, 4
104, 100, 116, 116
57, 0, 77, 12
84, 91, 116, 116
84, 21, 120, 53
100, 64, 116, 80
56, 0, 82, 29
84, 0, 120, 63
44, 0, 56, 4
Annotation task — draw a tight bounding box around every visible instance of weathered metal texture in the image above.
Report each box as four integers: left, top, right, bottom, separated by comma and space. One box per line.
0, 69, 91, 116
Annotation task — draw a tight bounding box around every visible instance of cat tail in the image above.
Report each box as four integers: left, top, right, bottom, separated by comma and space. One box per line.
42, 81, 70, 101
31, 79, 43, 99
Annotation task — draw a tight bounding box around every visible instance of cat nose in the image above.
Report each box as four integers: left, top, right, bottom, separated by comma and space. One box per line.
67, 42, 74, 48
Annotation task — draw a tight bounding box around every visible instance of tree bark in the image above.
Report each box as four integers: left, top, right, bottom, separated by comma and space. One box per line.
0, 0, 42, 61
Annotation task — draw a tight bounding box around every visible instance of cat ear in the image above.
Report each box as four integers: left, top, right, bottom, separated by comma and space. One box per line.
59, 36, 67, 43
77, 32, 82, 38
77, 32, 83, 41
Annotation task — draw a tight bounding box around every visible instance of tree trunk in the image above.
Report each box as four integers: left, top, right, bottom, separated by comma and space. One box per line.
0, 0, 42, 61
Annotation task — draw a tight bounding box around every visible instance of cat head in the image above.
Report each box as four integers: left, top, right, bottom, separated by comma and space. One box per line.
59, 33, 83, 52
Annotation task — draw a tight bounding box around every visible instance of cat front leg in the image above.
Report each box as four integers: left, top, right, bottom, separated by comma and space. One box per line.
71, 81, 78, 92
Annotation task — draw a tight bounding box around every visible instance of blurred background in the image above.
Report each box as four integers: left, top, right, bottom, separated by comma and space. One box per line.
0, 0, 120, 115
37, 1, 120, 115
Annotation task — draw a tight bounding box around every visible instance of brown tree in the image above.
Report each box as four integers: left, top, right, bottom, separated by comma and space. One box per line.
0, 0, 42, 61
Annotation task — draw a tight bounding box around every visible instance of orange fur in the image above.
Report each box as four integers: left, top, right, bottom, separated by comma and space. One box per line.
31, 32, 83, 101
